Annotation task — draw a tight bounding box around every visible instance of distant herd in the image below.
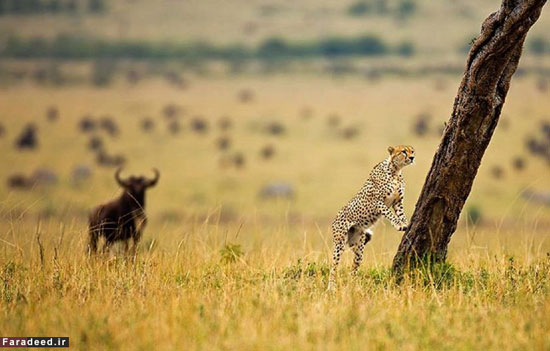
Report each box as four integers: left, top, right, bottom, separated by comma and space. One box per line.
1, 103, 550, 256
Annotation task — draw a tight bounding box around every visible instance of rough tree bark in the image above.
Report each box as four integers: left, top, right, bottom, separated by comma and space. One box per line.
392, 0, 547, 273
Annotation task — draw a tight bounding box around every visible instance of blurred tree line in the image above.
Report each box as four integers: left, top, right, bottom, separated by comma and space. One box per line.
0, 0, 105, 15
0, 34, 415, 61
347, 0, 416, 19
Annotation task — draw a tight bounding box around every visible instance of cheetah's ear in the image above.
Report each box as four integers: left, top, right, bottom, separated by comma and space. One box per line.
387, 146, 395, 155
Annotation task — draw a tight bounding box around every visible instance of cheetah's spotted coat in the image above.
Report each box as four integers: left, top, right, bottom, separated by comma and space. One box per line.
328, 145, 415, 289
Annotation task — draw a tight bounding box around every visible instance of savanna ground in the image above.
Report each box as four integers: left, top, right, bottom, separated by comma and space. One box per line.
1, 74, 549, 350
1, 0, 550, 349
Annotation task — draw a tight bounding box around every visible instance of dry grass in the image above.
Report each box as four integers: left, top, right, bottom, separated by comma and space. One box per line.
0, 73, 549, 350
2, 220, 550, 350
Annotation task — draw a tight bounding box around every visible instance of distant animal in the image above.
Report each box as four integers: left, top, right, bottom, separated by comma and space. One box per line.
96, 150, 126, 168
491, 166, 504, 179
167, 120, 181, 135
99, 116, 119, 137
522, 189, 550, 207
126, 69, 141, 85
72, 165, 93, 184
542, 121, 550, 140
6, 168, 58, 189
7, 174, 33, 189
233, 152, 246, 168
31, 168, 58, 186
191, 117, 209, 134
412, 113, 431, 137
266, 122, 285, 136
260, 144, 275, 159
238, 89, 254, 103
216, 136, 231, 151
259, 183, 295, 199
218, 116, 233, 131
46, 106, 59, 122
140, 118, 155, 133
15, 124, 38, 150
163, 104, 181, 119
79, 116, 97, 133
341, 126, 360, 140
88, 168, 160, 254
165, 71, 187, 88
88, 136, 104, 151
512, 157, 526, 171
328, 145, 415, 290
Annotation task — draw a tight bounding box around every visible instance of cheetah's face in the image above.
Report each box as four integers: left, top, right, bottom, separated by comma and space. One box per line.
388, 145, 415, 168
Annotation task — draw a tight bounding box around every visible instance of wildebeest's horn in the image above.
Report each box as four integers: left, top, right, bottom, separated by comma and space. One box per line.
146, 168, 160, 187
115, 167, 129, 187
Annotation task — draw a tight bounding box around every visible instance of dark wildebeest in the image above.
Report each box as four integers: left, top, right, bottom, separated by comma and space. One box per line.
15, 124, 38, 150
88, 168, 160, 255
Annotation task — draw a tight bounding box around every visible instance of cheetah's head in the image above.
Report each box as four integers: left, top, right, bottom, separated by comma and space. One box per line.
388, 145, 415, 169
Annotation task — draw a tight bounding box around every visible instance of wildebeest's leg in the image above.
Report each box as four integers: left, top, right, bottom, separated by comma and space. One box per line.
88, 228, 99, 255
131, 231, 142, 256
131, 215, 146, 256
102, 239, 114, 254
101, 226, 115, 255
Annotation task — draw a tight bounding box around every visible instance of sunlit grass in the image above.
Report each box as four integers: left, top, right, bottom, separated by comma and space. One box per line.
0, 74, 549, 349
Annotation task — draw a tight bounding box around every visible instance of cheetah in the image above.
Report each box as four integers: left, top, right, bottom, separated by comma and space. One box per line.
328, 145, 415, 289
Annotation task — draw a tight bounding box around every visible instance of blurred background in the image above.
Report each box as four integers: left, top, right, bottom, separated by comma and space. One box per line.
0, 0, 549, 261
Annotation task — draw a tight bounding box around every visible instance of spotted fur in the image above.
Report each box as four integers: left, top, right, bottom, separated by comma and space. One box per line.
328, 145, 415, 289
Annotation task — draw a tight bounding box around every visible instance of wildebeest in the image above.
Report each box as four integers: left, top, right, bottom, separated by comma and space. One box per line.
46, 106, 59, 122
96, 150, 126, 168
6, 168, 58, 190
412, 113, 431, 137
216, 136, 231, 151
266, 121, 285, 136
99, 116, 119, 137
238, 89, 254, 103
191, 117, 209, 134
167, 120, 182, 135
88, 136, 104, 151
512, 157, 526, 171
79, 116, 97, 133
233, 152, 246, 168
88, 168, 160, 254
163, 104, 181, 119
260, 144, 275, 159
140, 118, 155, 133
218, 116, 233, 131
7, 174, 32, 189
15, 124, 38, 149
341, 126, 360, 140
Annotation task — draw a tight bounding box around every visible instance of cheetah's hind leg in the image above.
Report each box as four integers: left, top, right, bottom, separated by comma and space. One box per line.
351, 228, 373, 274
327, 224, 350, 291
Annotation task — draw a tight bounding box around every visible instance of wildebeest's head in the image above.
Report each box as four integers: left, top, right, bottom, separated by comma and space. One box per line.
115, 168, 160, 206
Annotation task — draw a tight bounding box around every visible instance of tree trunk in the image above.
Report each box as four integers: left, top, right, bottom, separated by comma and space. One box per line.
392, 0, 547, 273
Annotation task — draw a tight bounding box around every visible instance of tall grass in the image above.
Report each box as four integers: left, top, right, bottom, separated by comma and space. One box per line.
1, 215, 550, 350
